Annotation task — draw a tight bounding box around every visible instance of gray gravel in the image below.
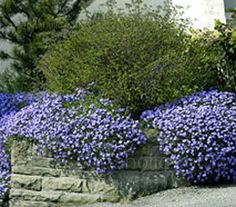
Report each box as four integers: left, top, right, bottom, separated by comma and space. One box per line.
82, 185, 236, 207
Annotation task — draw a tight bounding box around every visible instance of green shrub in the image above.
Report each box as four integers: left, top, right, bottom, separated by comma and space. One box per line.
213, 21, 236, 92
38, 1, 225, 117
189, 21, 236, 94
0, 69, 29, 93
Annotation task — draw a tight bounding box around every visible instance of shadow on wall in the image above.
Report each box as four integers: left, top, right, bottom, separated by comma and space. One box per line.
0, 41, 12, 72
224, 0, 236, 10
0, 0, 11, 72
224, 0, 236, 24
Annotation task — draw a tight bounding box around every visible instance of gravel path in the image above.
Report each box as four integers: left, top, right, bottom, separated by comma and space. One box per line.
82, 185, 236, 207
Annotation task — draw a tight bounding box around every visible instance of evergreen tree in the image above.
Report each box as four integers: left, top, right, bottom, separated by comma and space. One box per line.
0, 0, 92, 89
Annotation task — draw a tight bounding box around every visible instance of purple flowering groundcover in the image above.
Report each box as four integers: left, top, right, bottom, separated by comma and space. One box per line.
0, 93, 36, 198
1, 89, 236, 200
141, 90, 236, 184
0, 90, 146, 199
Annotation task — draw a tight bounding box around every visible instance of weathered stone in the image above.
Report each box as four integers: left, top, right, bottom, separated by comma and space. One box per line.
176, 176, 191, 187
99, 194, 120, 202
42, 177, 85, 192
9, 193, 119, 207
55, 161, 85, 171
31, 157, 54, 168
11, 141, 33, 166
9, 138, 187, 207
87, 179, 118, 195
11, 175, 42, 191
9, 199, 57, 207
111, 170, 169, 200
12, 166, 62, 177
59, 193, 101, 204
132, 144, 162, 157
60, 168, 109, 180
10, 189, 64, 202
126, 157, 172, 171
144, 128, 159, 140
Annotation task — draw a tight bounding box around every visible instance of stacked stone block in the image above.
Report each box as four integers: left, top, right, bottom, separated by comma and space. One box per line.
9, 130, 182, 207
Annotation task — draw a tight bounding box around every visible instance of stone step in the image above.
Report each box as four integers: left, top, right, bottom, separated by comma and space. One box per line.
10, 189, 120, 205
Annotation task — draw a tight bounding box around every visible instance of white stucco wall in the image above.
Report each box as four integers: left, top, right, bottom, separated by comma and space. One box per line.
173, 0, 226, 29
83, 0, 227, 29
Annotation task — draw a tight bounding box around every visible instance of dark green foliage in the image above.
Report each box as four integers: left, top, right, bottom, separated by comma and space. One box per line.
212, 21, 236, 92
0, 69, 29, 93
229, 7, 236, 27
38, 2, 226, 117
0, 0, 92, 90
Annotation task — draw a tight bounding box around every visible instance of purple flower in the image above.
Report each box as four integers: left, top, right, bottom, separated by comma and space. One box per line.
0, 90, 146, 199
141, 90, 236, 184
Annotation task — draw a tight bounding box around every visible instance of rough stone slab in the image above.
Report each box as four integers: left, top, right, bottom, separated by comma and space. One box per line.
111, 170, 169, 199
12, 166, 62, 177
54, 161, 85, 170
132, 145, 162, 157
10, 189, 119, 206
11, 175, 42, 191
99, 194, 120, 202
31, 157, 85, 171
59, 169, 98, 178
87, 179, 118, 195
42, 176, 118, 195
59, 193, 101, 204
126, 157, 172, 171
9, 199, 57, 207
144, 129, 159, 140
11, 141, 33, 166
31, 157, 54, 168
59, 193, 120, 204
10, 189, 64, 202
9, 137, 185, 205
42, 177, 85, 192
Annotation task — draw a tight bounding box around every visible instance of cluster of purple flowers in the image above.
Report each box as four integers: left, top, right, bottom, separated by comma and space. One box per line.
141, 90, 236, 184
0, 93, 36, 198
0, 91, 146, 199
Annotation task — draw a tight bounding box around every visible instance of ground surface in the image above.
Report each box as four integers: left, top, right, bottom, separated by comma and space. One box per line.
82, 185, 236, 207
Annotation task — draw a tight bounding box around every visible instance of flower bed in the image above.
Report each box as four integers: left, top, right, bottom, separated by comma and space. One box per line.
141, 90, 236, 184
0, 90, 146, 200
0, 93, 36, 198
1, 89, 236, 202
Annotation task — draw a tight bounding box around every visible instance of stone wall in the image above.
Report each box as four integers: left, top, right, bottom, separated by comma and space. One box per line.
9, 130, 184, 207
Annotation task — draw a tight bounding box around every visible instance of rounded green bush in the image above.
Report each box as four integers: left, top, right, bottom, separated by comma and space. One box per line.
38, 3, 225, 117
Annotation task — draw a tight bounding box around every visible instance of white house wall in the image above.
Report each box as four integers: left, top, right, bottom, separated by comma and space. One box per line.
84, 0, 226, 29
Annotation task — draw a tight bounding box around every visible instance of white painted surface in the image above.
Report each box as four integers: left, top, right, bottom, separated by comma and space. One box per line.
84, 0, 227, 29
173, 0, 226, 29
